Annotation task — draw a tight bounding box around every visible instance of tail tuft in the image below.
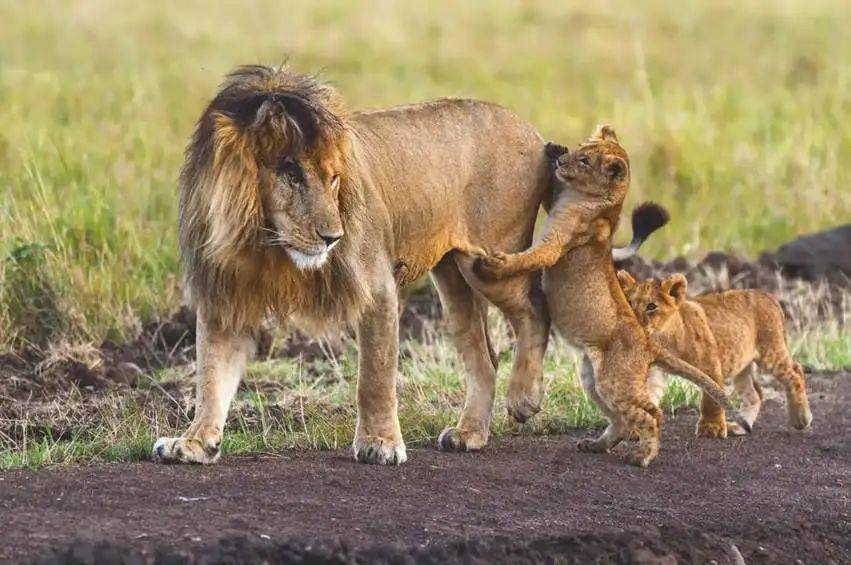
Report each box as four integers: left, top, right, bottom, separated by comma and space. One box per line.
631, 202, 670, 242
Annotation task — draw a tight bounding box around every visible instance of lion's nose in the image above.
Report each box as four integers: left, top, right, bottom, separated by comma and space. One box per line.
317, 230, 342, 247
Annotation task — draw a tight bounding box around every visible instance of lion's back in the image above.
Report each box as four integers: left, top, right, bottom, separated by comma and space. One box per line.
350, 98, 550, 253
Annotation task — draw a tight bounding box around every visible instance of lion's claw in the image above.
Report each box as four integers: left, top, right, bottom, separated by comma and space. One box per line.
353, 435, 407, 465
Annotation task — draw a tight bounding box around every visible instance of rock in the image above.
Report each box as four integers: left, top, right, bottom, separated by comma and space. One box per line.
774, 224, 851, 280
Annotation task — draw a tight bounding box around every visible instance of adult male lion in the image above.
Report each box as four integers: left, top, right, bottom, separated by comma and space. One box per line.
152, 65, 552, 465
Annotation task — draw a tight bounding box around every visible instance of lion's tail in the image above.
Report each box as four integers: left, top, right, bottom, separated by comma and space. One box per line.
612, 202, 670, 261
651, 342, 752, 434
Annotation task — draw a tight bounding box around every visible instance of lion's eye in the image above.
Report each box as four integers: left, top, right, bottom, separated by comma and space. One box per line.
646, 302, 657, 313
578, 155, 591, 167
277, 157, 302, 183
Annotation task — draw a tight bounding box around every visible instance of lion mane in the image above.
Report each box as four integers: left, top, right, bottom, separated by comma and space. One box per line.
178, 65, 371, 333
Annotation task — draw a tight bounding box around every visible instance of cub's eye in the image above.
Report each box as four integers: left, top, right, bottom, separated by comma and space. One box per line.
646, 302, 658, 313
577, 155, 591, 167
330, 174, 340, 192
277, 157, 302, 183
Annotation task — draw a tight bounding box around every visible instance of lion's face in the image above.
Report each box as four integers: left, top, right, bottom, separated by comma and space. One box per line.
618, 271, 687, 335
261, 148, 345, 271
554, 125, 629, 199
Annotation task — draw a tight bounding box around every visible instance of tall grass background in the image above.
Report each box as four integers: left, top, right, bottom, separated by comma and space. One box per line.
2, 0, 850, 348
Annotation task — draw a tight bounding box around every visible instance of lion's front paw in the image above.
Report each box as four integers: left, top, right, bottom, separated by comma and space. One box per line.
152, 436, 221, 464
438, 427, 488, 452
353, 435, 407, 465
696, 420, 728, 439
475, 252, 511, 280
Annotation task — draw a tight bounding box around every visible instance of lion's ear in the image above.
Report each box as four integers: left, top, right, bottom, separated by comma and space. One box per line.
617, 270, 636, 290
661, 273, 688, 305
590, 125, 618, 143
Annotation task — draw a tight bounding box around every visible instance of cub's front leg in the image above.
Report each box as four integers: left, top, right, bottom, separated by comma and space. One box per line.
352, 278, 407, 465
152, 308, 255, 464
476, 215, 608, 280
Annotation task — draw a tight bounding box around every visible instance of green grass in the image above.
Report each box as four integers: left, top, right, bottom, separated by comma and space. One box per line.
2, 0, 851, 347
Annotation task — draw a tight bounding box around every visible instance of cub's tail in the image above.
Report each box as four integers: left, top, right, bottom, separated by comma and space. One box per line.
612, 202, 670, 261
650, 342, 752, 434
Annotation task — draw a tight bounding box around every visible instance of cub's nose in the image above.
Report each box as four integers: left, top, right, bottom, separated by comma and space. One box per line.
317, 230, 342, 247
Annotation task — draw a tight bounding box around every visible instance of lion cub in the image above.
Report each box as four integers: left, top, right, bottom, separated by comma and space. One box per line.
618, 271, 813, 436
477, 126, 749, 466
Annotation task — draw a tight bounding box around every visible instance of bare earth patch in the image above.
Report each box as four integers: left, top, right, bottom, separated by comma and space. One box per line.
1, 371, 847, 564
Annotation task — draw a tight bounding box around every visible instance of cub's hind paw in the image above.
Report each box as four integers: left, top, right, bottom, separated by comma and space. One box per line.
696, 420, 728, 439
577, 438, 609, 453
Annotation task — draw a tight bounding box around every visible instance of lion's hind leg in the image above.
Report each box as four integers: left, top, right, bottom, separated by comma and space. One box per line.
432, 255, 497, 452
455, 253, 550, 425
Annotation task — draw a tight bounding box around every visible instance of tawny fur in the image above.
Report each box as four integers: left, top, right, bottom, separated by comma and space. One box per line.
618, 272, 813, 437
477, 126, 747, 467
154, 65, 557, 465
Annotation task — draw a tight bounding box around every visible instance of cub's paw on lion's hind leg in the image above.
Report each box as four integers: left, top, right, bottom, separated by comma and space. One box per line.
438, 427, 489, 452
473, 251, 512, 281
152, 435, 221, 465
352, 435, 408, 465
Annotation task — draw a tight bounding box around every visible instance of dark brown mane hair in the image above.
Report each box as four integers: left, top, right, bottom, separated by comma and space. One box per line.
178, 65, 370, 334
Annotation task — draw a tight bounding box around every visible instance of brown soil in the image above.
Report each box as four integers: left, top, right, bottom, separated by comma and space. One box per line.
2, 371, 848, 564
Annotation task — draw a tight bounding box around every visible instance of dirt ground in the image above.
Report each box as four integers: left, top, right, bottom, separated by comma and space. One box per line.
1, 371, 847, 564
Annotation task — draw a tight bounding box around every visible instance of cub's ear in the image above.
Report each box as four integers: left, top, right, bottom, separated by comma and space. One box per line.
616, 270, 637, 290
590, 124, 618, 143
661, 273, 688, 305
604, 155, 628, 182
